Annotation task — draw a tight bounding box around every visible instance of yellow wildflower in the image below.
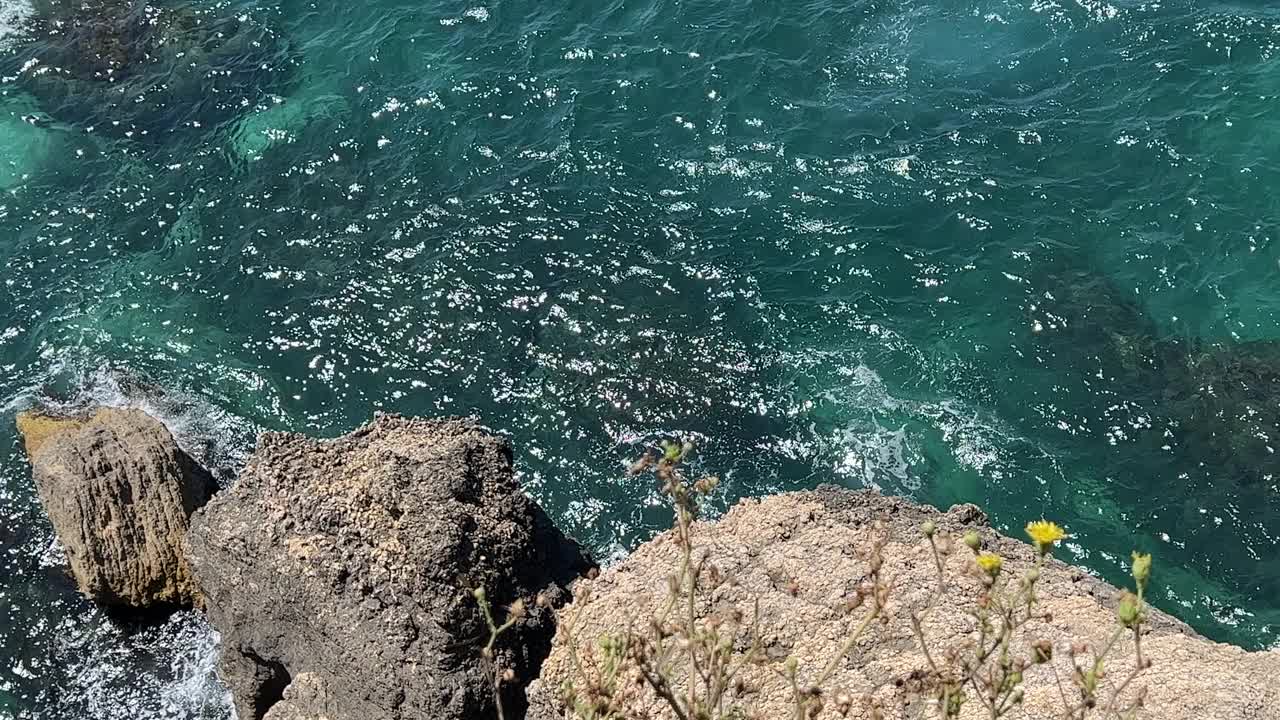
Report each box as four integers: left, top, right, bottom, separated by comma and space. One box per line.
975, 552, 1003, 577
1025, 520, 1066, 553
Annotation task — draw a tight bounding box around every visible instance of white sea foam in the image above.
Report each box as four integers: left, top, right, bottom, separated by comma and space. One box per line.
54, 611, 232, 720
0, 0, 32, 50
765, 353, 1056, 498
3, 360, 250, 718
3, 355, 259, 502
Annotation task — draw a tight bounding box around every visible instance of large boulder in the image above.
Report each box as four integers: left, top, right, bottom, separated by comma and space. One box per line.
188, 415, 593, 720
528, 488, 1280, 720
16, 406, 215, 609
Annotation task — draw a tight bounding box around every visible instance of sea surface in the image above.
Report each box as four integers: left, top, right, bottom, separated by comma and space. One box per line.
2, 0, 1280, 716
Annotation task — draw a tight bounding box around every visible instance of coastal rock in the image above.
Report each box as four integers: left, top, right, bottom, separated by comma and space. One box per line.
187, 415, 593, 720
528, 488, 1280, 720
16, 407, 215, 609
260, 674, 339, 720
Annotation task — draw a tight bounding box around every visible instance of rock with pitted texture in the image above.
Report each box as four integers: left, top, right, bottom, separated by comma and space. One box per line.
16, 407, 215, 609
527, 488, 1280, 720
188, 415, 593, 720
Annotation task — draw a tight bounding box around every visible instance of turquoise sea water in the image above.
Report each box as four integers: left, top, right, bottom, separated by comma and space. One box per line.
3, 0, 1280, 715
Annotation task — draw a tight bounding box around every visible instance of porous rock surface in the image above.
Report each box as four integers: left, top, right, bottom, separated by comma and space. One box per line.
528, 488, 1280, 720
188, 415, 592, 720
16, 407, 214, 609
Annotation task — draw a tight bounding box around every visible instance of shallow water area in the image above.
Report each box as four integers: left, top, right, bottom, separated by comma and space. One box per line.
2, 0, 1280, 716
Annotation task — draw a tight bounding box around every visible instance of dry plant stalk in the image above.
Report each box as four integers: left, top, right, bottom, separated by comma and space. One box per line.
501, 439, 1159, 720
911, 520, 1154, 719
473, 586, 526, 720
560, 441, 891, 720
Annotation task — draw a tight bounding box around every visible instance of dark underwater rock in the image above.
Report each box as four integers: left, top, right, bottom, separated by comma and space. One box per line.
15, 406, 215, 609
1029, 270, 1280, 488
6, 0, 297, 139
1161, 340, 1280, 486
187, 415, 594, 720
1026, 269, 1170, 386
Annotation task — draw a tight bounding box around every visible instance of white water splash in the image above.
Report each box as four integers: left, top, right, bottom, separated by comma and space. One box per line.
2, 360, 249, 718
0, 0, 32, 50
4, 359, 258, 480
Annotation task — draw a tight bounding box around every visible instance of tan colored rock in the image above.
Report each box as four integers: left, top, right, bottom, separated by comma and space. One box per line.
528, 488, 1280, 720
15, 411, 85, 457
262, 674, 339, 720
17, 407, 214, 609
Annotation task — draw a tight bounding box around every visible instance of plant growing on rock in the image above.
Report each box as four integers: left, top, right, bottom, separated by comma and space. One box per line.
473, 586, 526, 720
911, 518, 1154, 719
556, 441, 892, 720
529, 440, 1161, 720
557, 440, 766, 720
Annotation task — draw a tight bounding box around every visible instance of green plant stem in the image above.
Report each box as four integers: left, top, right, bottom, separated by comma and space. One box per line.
912, 536, 948, 676
475, 591, 517, 720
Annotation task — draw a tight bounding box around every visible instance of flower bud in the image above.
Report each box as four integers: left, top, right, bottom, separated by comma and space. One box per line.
506, 598, 526, 622
1030, 639, 1053, 664
963, 530, 982, 552
921, 520, 938, 538
1131, 551, 1152, 590
1116, 591, 1141, 628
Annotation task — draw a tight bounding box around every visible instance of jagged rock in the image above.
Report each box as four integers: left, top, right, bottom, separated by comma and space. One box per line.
16, 407, 215, 609
188, 415, 593, 720
528, 488, 1280, 720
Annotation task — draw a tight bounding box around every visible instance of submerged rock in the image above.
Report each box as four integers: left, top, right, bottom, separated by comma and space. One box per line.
1161, 339, 1280, 486
188, 415, 593, 720
1028, 270, 1280, 488
1026, 269, 1169, 386
16, 406, 215, 609
7, 0, 296, 140
528, 488, 1280, 720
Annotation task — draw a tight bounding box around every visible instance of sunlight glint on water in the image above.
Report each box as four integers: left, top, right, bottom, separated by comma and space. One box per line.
2, 0, 1280, 716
